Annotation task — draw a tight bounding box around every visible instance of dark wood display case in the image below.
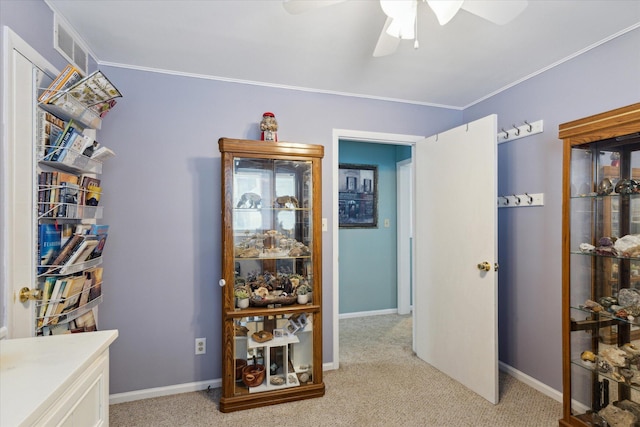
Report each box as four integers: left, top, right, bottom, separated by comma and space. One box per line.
218, 138, 325, 412
560, 103, 640, 426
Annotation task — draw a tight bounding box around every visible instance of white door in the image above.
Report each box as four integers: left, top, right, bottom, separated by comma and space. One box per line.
1, 28, 57, 338
396, 159, 412, 315
414, 115, 498, 403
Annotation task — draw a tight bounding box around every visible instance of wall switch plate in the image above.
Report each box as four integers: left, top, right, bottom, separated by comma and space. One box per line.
195, 338, 206, 355
322, 218, 328, 231
384, 219, 390, 228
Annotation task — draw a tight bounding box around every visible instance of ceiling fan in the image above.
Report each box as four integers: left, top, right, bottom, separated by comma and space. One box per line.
283, 0, 528, 57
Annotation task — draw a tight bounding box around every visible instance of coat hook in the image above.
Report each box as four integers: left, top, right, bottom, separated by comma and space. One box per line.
501, 128, 509, 139
435, 134, 438, 142
512, 124, 520, 136
466, 123, 469, 132
525, 192, 533, 204
502, 196, 509, 205
524, 120, 533, 132
513, 194, 521, 205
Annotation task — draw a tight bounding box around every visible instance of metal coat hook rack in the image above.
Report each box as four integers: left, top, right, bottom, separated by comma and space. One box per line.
497, 120, 544, 144
498, 193, 544, 208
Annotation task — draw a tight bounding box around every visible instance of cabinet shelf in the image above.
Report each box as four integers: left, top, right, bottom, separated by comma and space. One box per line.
570, 358, 640, 393
225, 304, 319, 320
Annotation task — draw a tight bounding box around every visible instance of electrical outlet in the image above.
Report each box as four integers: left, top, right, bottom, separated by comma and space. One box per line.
195, 338, 206, 355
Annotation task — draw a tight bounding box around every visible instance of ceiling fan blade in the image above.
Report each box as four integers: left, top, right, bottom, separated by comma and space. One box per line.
426, 0, 464, 26
373, 17, 401, 57
460, 0, 528, 25
283, 0, 346, 14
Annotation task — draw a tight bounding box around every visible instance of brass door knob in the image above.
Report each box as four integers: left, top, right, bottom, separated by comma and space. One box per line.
19, 287, 42, 303
477, 262, 491, 272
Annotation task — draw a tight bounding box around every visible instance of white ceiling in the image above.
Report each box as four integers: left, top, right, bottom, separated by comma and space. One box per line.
46, 0, 640, 109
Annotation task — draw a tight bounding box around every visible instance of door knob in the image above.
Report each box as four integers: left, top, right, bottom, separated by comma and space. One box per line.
477, 262, 491, 272
19, 287, 42, 303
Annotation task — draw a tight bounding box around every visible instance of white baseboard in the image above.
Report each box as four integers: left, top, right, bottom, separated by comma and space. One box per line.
110, 362, 337, 405
499, 361, 562, 403
339, 308, 397, 319
109, 379, 221, 405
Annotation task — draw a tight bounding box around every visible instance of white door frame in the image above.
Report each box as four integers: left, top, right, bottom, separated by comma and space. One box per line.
396, 158, 412, 316
331, 129, 422, 368
1, 26, 58, 338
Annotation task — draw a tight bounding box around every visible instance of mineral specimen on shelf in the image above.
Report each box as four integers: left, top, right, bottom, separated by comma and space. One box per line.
626, 305, 640, 317
601, 347, 627, 367
585, 299, 604, 312
619, 288, 640, 307
616, 308, 629, 319
581, 350, 597, 362
580, 243, 595, 253
614, 234, 640, 257
599, 296, 617, 308
599, 403, 637, 427
617, 400, 640, 421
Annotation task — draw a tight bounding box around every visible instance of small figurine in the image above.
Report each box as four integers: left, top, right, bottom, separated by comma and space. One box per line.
260, 112, 278, 141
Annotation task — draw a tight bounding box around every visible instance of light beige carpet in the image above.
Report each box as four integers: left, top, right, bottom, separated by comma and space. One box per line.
110, 314, 562, 426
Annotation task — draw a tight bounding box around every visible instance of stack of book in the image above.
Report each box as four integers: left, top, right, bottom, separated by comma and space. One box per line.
38, 171, 103, 218
38, 224, 109, 275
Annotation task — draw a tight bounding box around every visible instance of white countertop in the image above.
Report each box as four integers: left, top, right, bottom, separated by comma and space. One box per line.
0, 330, 118, 427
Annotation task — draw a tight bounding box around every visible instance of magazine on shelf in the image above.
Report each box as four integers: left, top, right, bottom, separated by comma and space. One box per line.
38, 223, 61, 271
38, 64, 83, 104
50, 70, 122, 107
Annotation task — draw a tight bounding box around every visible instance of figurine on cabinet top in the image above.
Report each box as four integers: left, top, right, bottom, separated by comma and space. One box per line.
260, 112, 278, 141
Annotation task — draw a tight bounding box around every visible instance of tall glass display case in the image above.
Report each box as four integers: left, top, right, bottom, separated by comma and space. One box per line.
560, 103, 640, 426
218, 138, 325, 412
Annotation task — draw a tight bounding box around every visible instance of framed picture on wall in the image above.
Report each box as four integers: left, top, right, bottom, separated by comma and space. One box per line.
338, 163, 378, 228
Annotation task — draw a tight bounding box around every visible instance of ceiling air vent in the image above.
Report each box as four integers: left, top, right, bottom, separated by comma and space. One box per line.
54, 15, 88, 75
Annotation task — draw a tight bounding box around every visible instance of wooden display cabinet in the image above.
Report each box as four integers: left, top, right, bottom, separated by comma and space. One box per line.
560, 103, 640, 426
218, 138, 325, 412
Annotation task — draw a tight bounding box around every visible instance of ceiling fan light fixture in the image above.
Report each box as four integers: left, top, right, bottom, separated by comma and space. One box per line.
426, 0, 464, 25
380, 0, 417, 39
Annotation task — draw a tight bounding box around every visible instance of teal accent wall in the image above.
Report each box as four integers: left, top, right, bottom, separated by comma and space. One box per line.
339, 141, 408, 314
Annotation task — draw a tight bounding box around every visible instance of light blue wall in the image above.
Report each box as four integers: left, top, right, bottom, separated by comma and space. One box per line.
463, 28, 640, 392
338, 141, 402, 314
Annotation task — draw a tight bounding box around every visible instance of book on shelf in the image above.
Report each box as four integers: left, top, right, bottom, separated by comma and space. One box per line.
38, 64, 83, 104
53, 126, 81, 162
50, 69, 122, 108
47, 171, 58, 217
37, 277, 57, 328
60, 275, 88, 314
60, 223, 75, 247
46, 233, 85, 273
59, 238, 99, 274
38, 223, 61, 272
79, 176, 101, 206
78, 275, 93, 308
36, 109, 65, 158
74, 309, 97, 332
87, 267, 103, 302
50, 277, 78, 325
44, 120, 73, 161
37, 171, 47, 216
57, 172, 79, 218
43, 277, 68, 326
89, 225, 109, 259
91, 146, 116, 162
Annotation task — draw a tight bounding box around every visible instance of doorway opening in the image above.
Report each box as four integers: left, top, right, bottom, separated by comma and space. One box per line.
331, 129, 423, 369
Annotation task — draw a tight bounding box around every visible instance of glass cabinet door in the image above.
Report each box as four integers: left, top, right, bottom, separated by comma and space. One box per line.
569, 139, 640, 424
232, 158, 314, 308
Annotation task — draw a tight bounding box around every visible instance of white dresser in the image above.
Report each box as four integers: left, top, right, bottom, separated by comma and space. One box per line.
1, 330, 118, 426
